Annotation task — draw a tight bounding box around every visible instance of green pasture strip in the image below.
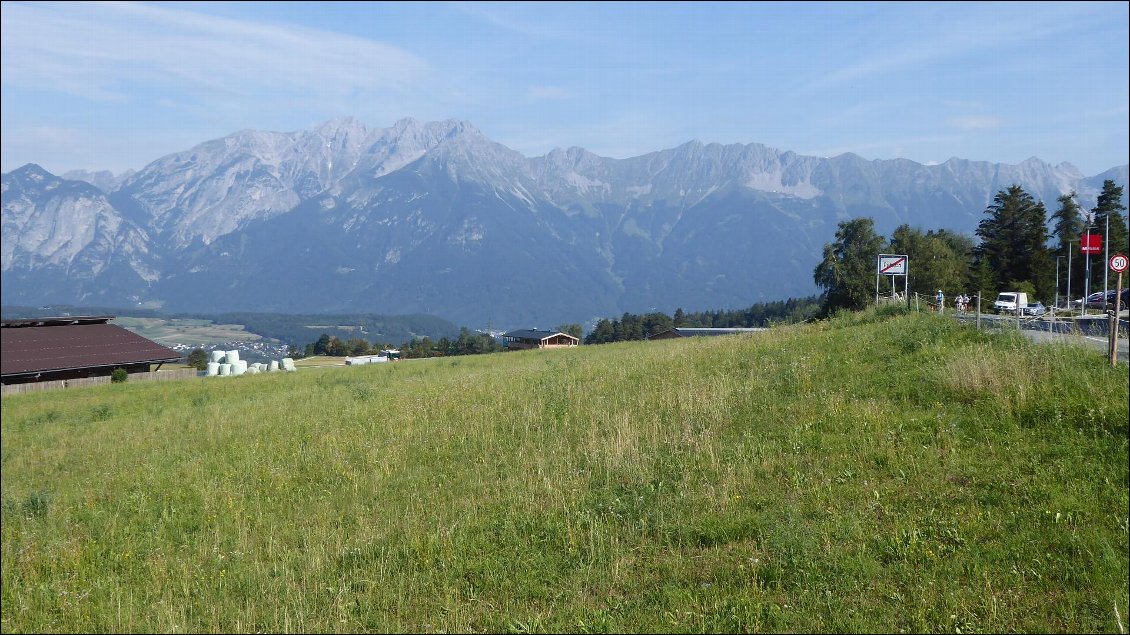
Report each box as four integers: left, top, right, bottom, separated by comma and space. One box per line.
2, 309, 1126, 633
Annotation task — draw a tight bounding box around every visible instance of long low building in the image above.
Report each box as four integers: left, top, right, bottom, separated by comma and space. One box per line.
1, 316, 182, 385
648, 327, 767, 340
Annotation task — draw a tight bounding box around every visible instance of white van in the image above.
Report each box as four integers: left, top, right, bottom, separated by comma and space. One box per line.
993, 292, 1029, 314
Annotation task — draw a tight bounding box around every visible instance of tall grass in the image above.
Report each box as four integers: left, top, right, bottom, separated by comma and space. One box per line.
2, 310, 1127, 633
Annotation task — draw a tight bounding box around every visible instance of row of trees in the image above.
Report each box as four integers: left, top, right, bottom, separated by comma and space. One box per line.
300, 324, 584, 359
301, 327, 505, 359
290, 300, 822, 358
815, 180, 1128, 313
584, 297, 822, 344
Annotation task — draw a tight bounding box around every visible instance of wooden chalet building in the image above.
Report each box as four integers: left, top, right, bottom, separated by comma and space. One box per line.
502, 329, 579, 351
1, 316, 182, 386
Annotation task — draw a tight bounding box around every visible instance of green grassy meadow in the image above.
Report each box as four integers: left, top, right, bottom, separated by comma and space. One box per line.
2, 309, 1127, 633
111, 317, 264, 346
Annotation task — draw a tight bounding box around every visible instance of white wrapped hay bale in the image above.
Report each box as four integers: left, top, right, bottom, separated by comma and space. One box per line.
282, 358, 296, 372
210, 350, 226, 364
225, 350, 240, 364
206, 362, 219, 377
246, 366, 260, 374
231, 360, 248, 376
269, 360, 279, 372
218, 363, 231, 376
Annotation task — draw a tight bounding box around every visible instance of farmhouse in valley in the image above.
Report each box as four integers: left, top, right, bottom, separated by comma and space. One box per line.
502, 329, 579, 351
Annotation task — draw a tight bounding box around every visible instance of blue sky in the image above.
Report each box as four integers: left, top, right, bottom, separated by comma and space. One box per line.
2, 1, 1127, 176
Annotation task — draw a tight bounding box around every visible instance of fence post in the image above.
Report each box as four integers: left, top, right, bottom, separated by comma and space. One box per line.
1111, 271, 1123, 367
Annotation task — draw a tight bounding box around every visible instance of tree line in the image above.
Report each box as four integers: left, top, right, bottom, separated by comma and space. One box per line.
297, 326, 501, 359
815, 180, 1128, 313
584, 297, 822, 344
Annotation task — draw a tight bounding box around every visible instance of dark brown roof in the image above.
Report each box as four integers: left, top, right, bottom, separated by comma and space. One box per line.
503, 329, 578, 342
1, 315, 115, 328
1, 319, 181, 377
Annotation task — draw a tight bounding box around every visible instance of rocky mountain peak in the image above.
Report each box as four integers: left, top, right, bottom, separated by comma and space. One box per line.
9, 163, 54, 182
3, 118, 1126, 326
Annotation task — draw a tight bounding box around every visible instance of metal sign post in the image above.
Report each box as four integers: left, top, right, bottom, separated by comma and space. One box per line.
875, 254, 909, 307
1082, 230, 1102, 316
1109, 254, 1127, 367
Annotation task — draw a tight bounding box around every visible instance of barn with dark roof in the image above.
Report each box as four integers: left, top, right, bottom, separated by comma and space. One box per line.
1, 316, 182, 386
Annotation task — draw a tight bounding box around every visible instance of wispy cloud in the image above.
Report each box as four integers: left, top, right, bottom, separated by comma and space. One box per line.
804, 3, 1102, 92
495, 110, 684, 159
803, 134, 963, 161
526, 86, 572, 102
947, 115, 1004, 131
451, 2, 598, 43
0, 2, 431, 105
3, 125, 106, 173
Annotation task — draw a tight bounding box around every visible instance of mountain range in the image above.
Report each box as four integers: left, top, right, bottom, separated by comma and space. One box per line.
2, 117, 1126, 328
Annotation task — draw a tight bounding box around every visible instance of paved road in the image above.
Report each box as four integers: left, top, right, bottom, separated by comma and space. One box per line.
1020, 329, 1129, 364
962, 313, 1129, 364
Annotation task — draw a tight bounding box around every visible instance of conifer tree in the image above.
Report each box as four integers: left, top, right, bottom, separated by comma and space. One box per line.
1050, 191, 1083, 302
974, 185, 1055, 301
1090, 179, 1128, 291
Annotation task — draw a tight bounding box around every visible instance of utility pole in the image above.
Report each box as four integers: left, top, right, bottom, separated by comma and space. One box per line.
1103, 211, 1110, 304
1055, 256, 1062, 309
1084, 213, 1093, 317
1067, 244, 1072, 312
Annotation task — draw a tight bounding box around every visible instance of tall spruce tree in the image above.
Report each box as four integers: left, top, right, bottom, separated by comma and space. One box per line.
814, 217, 885, 313
974, 185, 1055, 301
1090, 179, 1129, 292
1050, 191, 1084, 304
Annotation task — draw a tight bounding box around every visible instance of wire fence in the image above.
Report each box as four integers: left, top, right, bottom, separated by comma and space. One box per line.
878, 290, 1130, 363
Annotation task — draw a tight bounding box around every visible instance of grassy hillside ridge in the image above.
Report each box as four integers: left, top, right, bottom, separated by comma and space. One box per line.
2, 309, 1127, 633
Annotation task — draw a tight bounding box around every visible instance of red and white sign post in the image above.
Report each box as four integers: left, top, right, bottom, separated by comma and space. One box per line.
1081, 234, 1103, 316
1108, 253, 1127, 366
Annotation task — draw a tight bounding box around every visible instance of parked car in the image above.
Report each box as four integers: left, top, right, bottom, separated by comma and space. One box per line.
1072, 291, 1107, 308
1087, 290, 1122, 309
1022, 302, 1046, 316
1099, 288, 1130, 310
1072, 289, 1130, 310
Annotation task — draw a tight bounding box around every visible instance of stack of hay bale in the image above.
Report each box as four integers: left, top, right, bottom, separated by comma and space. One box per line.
204, 350, 296, 377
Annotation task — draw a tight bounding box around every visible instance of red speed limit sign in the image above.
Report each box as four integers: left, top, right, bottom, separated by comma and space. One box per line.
1111, 253, 1129, 273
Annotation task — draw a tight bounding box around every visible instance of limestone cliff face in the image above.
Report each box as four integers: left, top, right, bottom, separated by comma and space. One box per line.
3, 118, 1125, 325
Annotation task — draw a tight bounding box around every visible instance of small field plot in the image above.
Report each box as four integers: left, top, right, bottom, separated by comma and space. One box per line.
113, 317, 264, 346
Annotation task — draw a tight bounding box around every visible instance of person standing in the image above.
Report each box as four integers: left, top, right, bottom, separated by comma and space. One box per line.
936, 289, 945, 314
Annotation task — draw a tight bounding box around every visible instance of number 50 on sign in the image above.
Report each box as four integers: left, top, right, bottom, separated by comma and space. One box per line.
1111, 254, 1128, 273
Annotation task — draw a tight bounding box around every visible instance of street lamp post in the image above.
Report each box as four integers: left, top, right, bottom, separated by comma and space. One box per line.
1084, 213, 1093, 317
1056, 256, 1064, 309
1103, 210, 1110, 304
1067, 243, 1073, 314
